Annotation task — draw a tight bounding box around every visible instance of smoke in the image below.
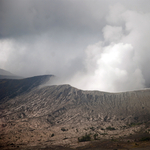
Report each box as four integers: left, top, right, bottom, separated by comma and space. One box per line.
1, 1, 150, 92
68, 4, 150, 92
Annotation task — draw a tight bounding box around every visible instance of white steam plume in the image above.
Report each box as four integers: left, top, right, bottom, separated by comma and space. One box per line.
69, 4, 150, 92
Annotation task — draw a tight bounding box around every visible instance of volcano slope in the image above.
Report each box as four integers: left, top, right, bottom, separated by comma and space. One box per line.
0, 76, 150, 149
0, 68, 22, 79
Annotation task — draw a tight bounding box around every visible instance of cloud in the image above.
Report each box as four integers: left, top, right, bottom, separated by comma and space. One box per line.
0, 0, 108, 77
68, 3, 150, 92
103, 25, 123, 42
0, 0, 107, 38
1, 1, 150, 92
70, 42, 145, 92
0, 39, 14, 69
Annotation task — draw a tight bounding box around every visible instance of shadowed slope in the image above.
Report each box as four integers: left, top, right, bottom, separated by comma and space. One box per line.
0, 75, 53, 103
0, 68, 22, 79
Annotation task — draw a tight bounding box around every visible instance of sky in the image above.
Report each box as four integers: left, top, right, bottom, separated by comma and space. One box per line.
1, 0, 150, 92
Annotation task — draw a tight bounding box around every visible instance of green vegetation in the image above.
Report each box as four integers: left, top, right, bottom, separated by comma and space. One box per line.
63, 137, 68, 140
140, 137, 150, 141
122, 126, 126, 129
51, 133, 54, 137
78, 133, 91, 142
128, 122, 142, 127
100, 133, 108, 135
93, 133, 98, 140
61, 127, 68, 131
106, 126, 116, 130
111, 137, 117, 141
90, 127, 95, 131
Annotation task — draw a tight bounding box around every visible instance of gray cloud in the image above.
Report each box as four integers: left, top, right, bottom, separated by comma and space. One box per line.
0, 0, 150, 92
0, 0, 106, 38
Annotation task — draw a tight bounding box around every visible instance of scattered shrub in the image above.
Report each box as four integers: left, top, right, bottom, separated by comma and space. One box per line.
128, 122, 142, 127
90, 127, 95, 131
93, 133, 98, 140
78, 133, 91, 142
140, 137, 150, 141
2, 124, 7, 127
100, 133, 108, 135
61, 127, 68, 131
51, 133, 54, 137
106, 126, 116, 130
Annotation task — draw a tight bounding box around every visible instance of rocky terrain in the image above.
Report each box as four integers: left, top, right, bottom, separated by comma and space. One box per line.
0, 74, 150, 149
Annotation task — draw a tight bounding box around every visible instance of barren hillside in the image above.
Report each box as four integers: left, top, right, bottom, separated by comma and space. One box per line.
0, 76, 150, 149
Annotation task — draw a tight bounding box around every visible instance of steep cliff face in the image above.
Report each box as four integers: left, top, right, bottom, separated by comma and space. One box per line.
0, 76, 150, 149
